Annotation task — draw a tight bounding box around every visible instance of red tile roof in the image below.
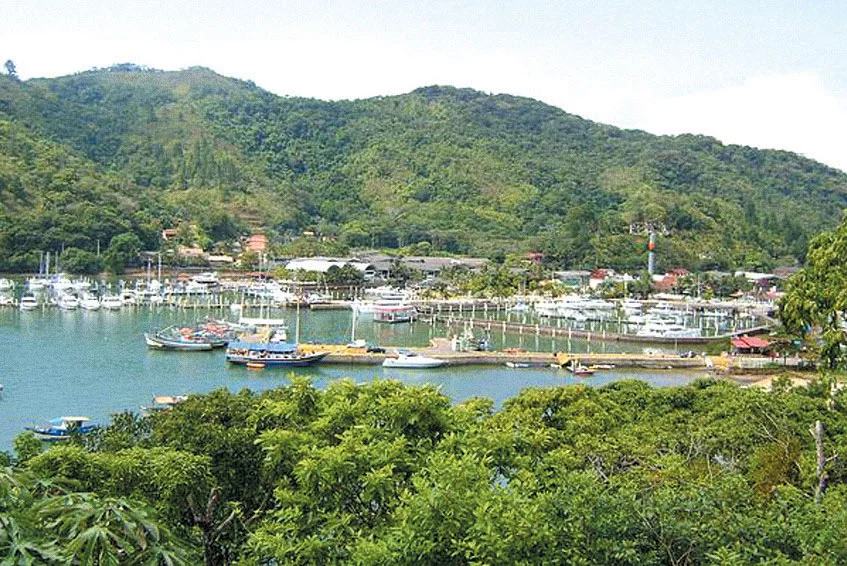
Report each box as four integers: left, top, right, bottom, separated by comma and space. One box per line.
731, 336, 769, 349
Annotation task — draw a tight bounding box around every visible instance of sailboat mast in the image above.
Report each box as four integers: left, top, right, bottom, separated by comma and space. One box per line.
295, 296, 301, 343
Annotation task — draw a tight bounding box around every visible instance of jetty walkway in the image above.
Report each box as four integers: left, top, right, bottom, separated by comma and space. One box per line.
415, 304, 774, 345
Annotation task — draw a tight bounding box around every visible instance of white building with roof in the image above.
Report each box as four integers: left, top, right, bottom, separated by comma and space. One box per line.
285, 258, 375, 279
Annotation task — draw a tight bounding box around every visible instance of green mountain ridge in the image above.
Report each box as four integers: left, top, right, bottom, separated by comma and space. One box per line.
1, 63, 845, 271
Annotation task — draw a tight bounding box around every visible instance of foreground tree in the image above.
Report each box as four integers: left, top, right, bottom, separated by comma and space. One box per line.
779, 218, 847, 369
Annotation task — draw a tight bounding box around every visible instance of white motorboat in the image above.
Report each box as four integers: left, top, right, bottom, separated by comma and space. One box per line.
72, 279, 92, 292
373, 303, 416, 323
507, 301, 531, 313
183, 281, 209, 295
0, 278, 14, 292
0, 295, 14, 307
101, 295, 123, 310
636, 321, 701, 339
58, 294, 80, 311
121, 290, 138, 306
382, 351, 448, 369
80, 294, 101, 310
237, 315, 288, 329
51, 275, 74, 294
26, 277, 49, 291
192, 272, 220, 285
19, 294, 39, 310
620, 299, 642, 316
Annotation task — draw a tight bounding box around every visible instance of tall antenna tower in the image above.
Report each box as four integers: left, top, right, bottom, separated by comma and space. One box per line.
647, 230, 655, 275
629, 221, 666, 275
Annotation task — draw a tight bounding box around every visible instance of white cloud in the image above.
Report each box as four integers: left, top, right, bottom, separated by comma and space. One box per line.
636, 73, 847, 172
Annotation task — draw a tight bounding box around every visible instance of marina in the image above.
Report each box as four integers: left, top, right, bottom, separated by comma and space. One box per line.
0, 298, 727, 450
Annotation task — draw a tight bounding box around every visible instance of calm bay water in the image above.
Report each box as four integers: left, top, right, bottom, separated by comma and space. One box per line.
0, 306, 706, 450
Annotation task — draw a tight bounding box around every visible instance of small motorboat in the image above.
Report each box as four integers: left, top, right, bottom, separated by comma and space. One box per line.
27, 416, 96, 441
80, 294, 101, 311
382, 351, 448, 369
19, 294, 39, 310
58, 294, 80, 311
569, 363, 595, 376
505, 362, 531, 369
101, 295, 123, 310
140, 395, 187, 416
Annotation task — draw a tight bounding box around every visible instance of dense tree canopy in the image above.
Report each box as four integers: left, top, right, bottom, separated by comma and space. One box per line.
1, 66, 846, 271
780, 215, 847, 369
5, 377, 847, 564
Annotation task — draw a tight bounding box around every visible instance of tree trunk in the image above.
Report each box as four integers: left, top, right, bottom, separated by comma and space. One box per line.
811, 420, 827, 505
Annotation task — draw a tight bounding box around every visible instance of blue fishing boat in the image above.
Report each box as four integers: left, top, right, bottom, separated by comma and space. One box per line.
27, 416, 96, 441
225, 340, 328, 367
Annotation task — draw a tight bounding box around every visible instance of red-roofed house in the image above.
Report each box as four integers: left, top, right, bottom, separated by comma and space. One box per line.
246, 234, 268, 253
653, 272, 679, 291
731, 335, 770, 354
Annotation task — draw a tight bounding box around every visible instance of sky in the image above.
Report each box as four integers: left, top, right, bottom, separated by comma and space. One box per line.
3, 0, 847, 171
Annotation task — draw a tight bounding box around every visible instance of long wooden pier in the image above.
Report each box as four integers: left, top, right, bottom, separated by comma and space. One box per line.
418, 309, 773, 345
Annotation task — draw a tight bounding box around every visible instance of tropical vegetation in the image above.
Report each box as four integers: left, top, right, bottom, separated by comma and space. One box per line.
3, 376, 847, 564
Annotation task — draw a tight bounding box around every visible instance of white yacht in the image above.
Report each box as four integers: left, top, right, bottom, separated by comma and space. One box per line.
192, 272, 220, 285
383, 351, 447, 369
353, 287, 412, 315
72, 279, 92, 293
58, 294, 80, 311
620, 299, 642, 316
0, 278, 14, 292
51, 275, 74, 294
19, 294, 39, 310
636, 321, 701, 339
26, 277, 49, 291
183, 281, 209, 295
80, 294, 101, 310
101, 295, 124, 310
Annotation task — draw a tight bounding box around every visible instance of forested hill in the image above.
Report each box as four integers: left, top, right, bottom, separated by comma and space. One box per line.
1, 63, 846, 272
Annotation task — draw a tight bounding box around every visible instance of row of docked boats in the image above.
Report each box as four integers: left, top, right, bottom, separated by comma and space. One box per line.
11, 290, 137, 311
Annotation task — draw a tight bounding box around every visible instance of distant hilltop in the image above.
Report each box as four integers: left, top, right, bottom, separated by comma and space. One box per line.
1, 64, 845, 273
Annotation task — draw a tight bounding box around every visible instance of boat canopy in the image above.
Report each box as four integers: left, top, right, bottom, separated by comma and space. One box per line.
51, 416, 90, 425
227, 341, 297, 353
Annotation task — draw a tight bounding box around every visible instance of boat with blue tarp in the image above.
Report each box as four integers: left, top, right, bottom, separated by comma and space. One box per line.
225, 340, 329, 367
27, 416, 96, 441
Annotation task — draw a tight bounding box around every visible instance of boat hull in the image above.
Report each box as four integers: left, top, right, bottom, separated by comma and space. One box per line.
145, 333, 215, 351
382, 357, 447, 369
226, 351, 329, 367
26, 425, 96, 441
